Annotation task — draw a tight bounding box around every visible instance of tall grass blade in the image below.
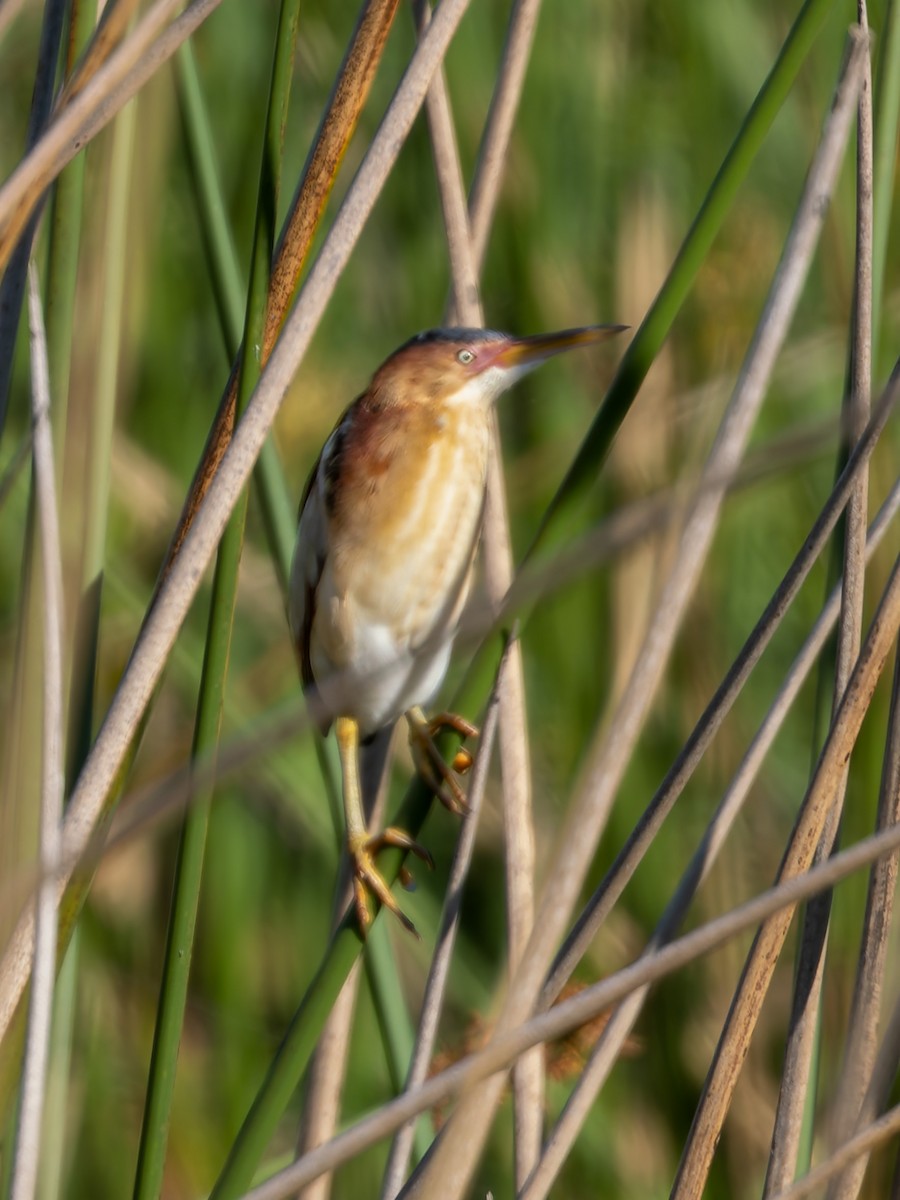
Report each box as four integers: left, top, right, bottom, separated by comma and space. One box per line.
132, 5, 301, 1195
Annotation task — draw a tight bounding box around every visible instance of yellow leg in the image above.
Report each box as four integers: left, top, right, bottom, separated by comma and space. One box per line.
335, 716, 432, 937
406, 706, 478, 815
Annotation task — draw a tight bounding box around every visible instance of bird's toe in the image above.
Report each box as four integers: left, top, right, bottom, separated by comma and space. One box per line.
347, 828, 432, 938
407, 709, 476, 815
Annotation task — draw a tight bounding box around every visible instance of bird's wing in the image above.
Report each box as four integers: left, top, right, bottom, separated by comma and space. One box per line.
289, 449, 328, 697
289, 411, 351, 730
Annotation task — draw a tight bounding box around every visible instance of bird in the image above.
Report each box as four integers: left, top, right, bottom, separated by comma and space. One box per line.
289, 323, 626, 936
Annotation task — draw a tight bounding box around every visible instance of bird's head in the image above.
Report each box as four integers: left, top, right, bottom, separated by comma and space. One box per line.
369, 324, 627, 410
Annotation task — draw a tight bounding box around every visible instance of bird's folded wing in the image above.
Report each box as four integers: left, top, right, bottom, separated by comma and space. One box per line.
289, 449, 328, 697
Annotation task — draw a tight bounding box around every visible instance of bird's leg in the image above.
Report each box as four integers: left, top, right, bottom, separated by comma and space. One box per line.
335, 716, 432, 937
406, 706, 479, 815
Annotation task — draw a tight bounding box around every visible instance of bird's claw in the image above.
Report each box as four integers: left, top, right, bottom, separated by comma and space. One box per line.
408, 710, 479, 815
428, 710, 480, 745
348, 827, 433, 938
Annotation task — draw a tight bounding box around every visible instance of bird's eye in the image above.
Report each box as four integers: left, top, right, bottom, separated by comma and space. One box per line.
456, 348, 475, 365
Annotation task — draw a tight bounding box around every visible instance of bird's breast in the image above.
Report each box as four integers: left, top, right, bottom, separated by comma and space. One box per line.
326, 399, 491, 652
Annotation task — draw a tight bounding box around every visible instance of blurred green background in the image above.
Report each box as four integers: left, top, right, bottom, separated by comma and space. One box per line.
2, 1, 900, 1196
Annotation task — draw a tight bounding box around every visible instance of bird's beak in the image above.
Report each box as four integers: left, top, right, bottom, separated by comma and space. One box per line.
483, 324, 628, 376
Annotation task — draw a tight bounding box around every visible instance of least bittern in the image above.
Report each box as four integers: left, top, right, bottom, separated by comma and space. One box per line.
289, 325, 625, 935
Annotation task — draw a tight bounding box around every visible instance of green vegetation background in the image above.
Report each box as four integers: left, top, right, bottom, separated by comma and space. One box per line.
1, 1, 899, 1197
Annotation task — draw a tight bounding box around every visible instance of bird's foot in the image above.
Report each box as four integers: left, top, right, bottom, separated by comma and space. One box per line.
407, 709, 479, 815
348, 827, 433, 938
